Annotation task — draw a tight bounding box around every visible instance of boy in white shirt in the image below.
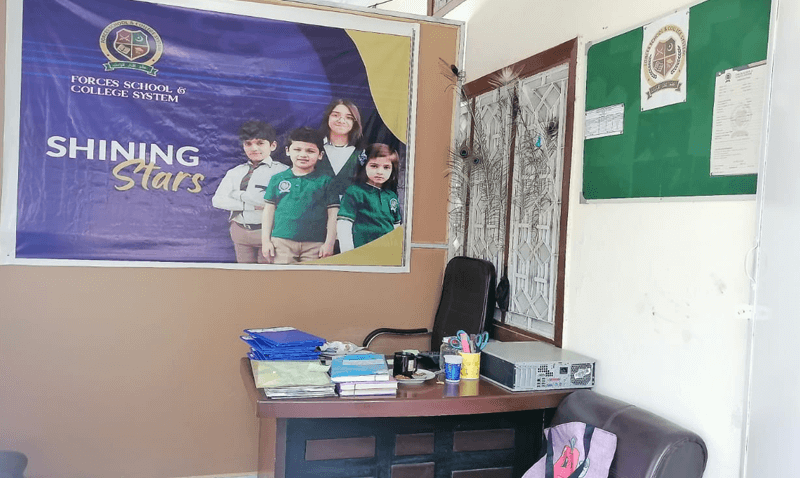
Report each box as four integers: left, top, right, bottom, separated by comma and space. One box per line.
212, 120, 288, 263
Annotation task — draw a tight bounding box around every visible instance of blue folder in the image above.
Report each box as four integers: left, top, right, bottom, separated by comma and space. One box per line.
244, 327, 325, 347
242, 327, 325, 361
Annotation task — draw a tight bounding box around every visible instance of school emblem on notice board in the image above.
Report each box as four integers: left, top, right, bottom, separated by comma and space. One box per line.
641, 9, 689, 111
653, 38, 677, 78
99, 20, 163, 76
643, 27, 686, 97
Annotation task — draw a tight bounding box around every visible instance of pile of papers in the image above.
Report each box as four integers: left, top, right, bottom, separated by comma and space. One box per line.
318, 341, 366, 362
250, 360, 336, 399
330, 353, 397, 397
241, 327, 325, 361
244, 327, 334, 399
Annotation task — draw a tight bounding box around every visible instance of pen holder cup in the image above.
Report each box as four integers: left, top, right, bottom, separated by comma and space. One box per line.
459, 351, 481, 380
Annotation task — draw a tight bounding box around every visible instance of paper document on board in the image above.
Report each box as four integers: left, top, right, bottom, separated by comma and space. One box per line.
585, 104, 624, 139
710, 61, 768, 176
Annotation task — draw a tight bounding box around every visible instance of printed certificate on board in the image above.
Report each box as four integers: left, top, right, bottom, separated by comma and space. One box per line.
641, 9, 689, 111
710, 61, 768, 176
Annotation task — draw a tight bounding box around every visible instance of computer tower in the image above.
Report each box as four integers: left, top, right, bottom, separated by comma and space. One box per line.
480, 341, 596, 391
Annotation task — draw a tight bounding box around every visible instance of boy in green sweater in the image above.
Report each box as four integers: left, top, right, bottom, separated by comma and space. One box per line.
261, 127, 339, 264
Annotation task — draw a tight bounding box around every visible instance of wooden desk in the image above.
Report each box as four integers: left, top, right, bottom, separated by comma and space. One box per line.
240, 358, 571, 478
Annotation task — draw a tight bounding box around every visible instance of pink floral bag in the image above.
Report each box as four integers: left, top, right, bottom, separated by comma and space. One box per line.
522, 422, 617, 478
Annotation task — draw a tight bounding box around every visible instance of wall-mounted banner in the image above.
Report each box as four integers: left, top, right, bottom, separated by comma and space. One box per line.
0, 0, 418, 271
641, 9, 689, 111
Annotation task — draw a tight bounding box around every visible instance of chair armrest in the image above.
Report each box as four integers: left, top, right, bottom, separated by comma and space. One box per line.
362, 328, 430, 348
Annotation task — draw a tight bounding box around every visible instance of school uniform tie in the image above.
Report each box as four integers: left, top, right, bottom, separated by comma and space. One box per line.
233, 162, 259, 222
240, 162, 259, 191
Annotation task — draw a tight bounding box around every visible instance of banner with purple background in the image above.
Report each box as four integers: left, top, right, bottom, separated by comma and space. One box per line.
1, 0, 417, 270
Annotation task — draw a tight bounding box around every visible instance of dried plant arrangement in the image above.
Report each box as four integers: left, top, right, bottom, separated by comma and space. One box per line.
445, 62, 562, 259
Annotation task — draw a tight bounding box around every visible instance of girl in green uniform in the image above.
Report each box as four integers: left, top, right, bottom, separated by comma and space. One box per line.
337, 143, 402, 252
317, 99, 367, 199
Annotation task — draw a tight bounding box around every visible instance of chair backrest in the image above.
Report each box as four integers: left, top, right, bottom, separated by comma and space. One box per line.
430, 256, 496, 350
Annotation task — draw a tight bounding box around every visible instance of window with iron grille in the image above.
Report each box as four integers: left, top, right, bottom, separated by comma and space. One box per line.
447, 40, 577, 346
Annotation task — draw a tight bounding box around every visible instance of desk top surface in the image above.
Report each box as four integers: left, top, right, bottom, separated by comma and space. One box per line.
240, 357, 572, 419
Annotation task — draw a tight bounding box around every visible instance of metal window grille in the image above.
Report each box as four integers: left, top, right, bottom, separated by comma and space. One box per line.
448, 64, 569, 338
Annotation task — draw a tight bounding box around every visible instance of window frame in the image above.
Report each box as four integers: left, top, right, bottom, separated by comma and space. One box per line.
428, 0, 469, 17
461, 38, 578, 347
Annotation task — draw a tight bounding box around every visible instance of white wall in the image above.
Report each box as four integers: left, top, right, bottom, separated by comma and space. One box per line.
378, 0, 427, 15
745, 0, 800, 475
446, 0, 756, 477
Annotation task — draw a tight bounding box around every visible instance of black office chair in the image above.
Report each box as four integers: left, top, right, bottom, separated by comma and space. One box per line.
363, 256, 496, 354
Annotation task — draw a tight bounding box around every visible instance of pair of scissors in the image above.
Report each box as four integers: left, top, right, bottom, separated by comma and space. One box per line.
472, 331, 489, 351
448, 330, 489, 352
449, 330, 472, 352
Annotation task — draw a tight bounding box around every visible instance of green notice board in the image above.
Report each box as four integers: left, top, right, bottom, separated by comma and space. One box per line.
583, 0, 771, 199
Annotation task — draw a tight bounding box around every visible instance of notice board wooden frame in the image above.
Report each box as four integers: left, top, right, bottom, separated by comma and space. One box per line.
582, 0, 771, 200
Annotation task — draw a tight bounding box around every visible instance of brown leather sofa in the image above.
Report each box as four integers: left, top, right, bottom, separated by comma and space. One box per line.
0, 451, 27, 478
548, 390, 708, 478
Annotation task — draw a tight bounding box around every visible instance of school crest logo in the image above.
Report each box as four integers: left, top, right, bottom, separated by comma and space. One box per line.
389, 198, 398, 212
642, 24, 687, 99
278, 180, 292, 193
115, 29, 149, 61
99, 20, 163, 76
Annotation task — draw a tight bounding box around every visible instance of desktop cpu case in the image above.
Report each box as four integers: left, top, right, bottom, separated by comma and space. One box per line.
480, 341, 596, 392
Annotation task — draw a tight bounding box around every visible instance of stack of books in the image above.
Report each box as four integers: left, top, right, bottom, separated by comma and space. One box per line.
244, 327, 335, 399
330, 353, 397, 397
241, 327, 325, 361
336, 377, 399, 397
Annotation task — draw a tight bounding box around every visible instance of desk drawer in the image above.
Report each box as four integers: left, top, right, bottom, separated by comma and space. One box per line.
274, 410, 547, 478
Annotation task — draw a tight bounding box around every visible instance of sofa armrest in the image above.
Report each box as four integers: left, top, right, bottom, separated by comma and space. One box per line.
550, 390, 708, 478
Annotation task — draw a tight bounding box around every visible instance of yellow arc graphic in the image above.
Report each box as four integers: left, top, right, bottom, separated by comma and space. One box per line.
346, 30, 411, 144
307, 227, 404, 266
